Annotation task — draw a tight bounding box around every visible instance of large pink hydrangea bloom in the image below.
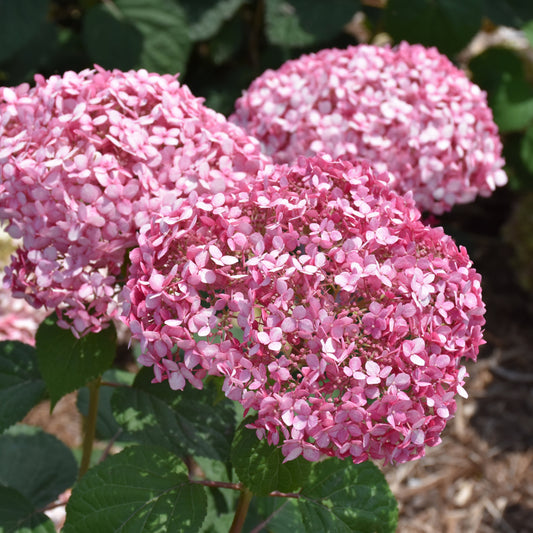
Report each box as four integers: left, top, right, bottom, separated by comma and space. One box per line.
230, 42, 507, 214
123, 154, 485, 464
0, 67, 266, 335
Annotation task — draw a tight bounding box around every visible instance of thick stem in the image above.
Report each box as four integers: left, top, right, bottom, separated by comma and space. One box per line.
229, 488, 253, 533
78, 377, 101, 479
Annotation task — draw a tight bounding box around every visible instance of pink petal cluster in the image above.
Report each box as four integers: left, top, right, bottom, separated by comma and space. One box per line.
0, 67, 266, 335
123, 154, 485, 464
230, 42, 507, 214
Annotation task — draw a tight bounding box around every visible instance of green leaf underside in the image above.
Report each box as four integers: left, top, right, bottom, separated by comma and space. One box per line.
63, 445, 207, 533
0, 341, 46, 433
35, 317, 116, 408
231, 419, 311, 496
112, 369, 237, 461
0, 486, 55, 533
0, 425, 77, 510
77, 368, 135, 440
385, 0, 483, 56
298, 459, 398, 533
265, 0, 359, 48
83, 0, 191, 75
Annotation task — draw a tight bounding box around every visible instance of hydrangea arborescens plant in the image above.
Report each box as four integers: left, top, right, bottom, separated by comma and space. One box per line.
0, 67, 267, 336
230, 42, 507, 214
123, 154, 485, 465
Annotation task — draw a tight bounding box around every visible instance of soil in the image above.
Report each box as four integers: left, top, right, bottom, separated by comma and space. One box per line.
23, 188, 533, 532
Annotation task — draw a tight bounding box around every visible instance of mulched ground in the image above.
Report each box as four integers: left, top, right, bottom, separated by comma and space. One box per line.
24, 187, 533, 532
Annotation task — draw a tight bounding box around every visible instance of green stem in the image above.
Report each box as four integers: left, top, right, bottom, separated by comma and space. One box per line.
229, 488, 253, 533
78, 377, 101, 479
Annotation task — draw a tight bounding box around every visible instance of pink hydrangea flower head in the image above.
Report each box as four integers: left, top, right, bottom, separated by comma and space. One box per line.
0, 67, 267, 336
230, 42, 507, 214
124, 154, 485, 465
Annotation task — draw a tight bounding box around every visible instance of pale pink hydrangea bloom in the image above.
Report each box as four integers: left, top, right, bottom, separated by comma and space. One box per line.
230, 42, 507, 214
123, 155, 485, 464
0, 67, 267, 335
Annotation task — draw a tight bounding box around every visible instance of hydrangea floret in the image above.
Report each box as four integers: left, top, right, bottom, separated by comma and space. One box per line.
0, 67, 267, 335
230, 42, 507, 214
123, 154, 485, 464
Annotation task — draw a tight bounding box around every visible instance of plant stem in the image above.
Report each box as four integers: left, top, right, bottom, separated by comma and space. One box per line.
78, 377, 101, 479
229, 487, 253, 533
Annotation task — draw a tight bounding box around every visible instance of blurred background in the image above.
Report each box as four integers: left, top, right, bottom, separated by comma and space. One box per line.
1, 1, 533, 531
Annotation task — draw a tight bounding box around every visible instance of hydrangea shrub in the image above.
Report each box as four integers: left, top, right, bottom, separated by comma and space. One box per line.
124, 155, 485, 465
230, 42, 507, 214
0, 67, 267, 336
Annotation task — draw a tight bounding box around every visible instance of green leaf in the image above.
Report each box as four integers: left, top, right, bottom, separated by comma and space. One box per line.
385, 0, 483, 57
0, 0, 49, 63
0, 425, 77, 509
63, 445, 208, 533
0, 342, 46, 433
181, 0, 247, 42
483, 0, 533, 27
253, 497, 304, 532
35, 316, 116, 408
470, 47, 533, 133
83, 0, 191, 74
297, 459, 398, 533
520, 122, 533, 173
208, 16, 245, 65
77, 368, 135, 440
265, 0, 359, 48
112, 370, 237, 461
0, 486, 55, 533
82, 5, 143, 71
230, 419, 311, 496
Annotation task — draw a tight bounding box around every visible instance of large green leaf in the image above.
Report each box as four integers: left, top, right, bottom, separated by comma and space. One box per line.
230, 419, 311, 496
265, 0, 359, 48
385, 0, 483, 57
63, 445, 208, 533
0, 342, 46, 433
181, 0, 247, 41
0, 425, 77, 510
0, 486, 55, 533
112, 370, 237, 461
77, 368, 135, 441
470, 47, 533, 133
83, 0, 191, 74
0, 0, 49, 63
35, 317, 116, 408
297, 459, 398, 533
253, 497, 304, 532
483, 0, 533, 27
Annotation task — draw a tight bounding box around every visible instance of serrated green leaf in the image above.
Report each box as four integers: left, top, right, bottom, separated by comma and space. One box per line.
112, 370, 237, 461
0, 425, 77, 510
181, 0, 247, 41
0, 486, 55, 533
77, 368, 135, 441
0, 341, 46, 433
253, 496, 304, 532
230, 419, 311, 496
35, 317, 116, 408
265, 0, 359, 48
385, 0, 483, 57
63, 445, 207, 533
470, 47, 533, 133
0, 0, 49, 63
297, 459, 398, 533
83, 0, 191, 75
